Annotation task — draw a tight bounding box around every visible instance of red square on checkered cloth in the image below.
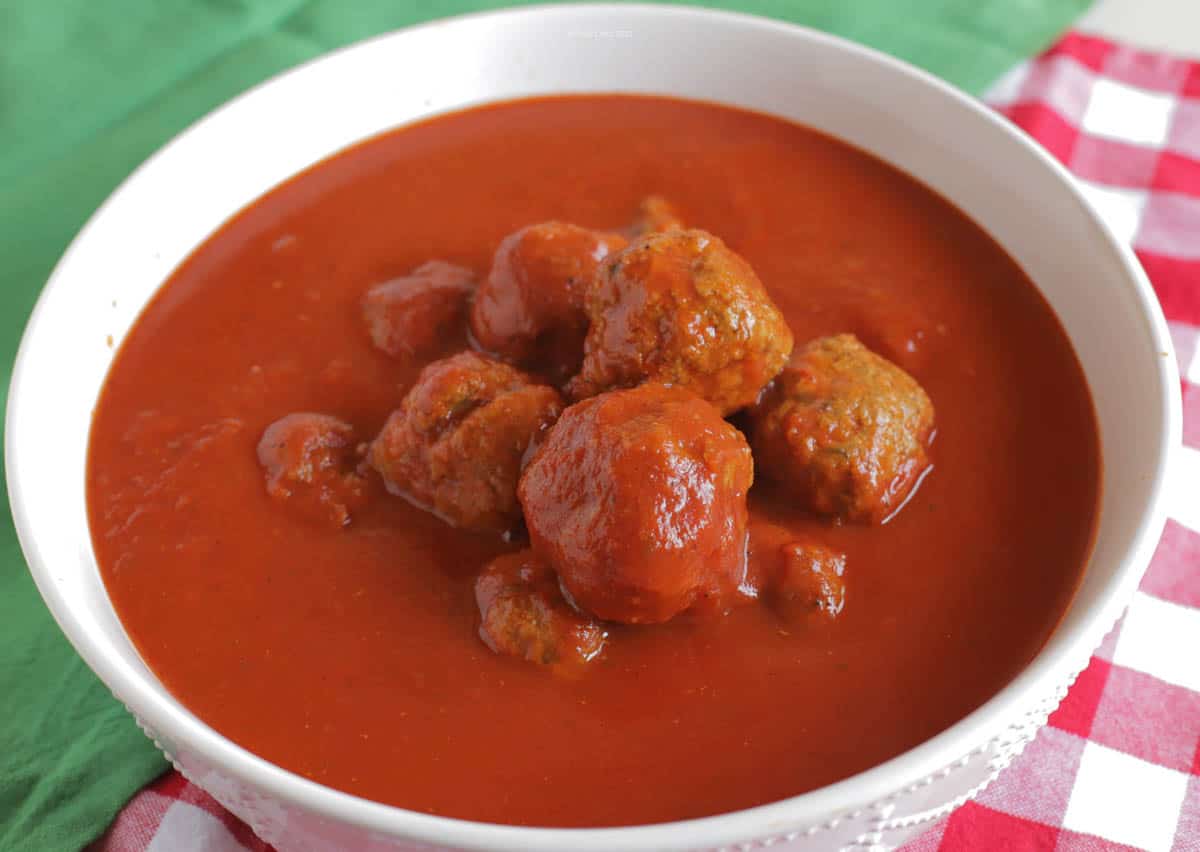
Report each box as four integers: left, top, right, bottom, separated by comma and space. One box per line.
1155, 151, 1200, 194
92, 30, 1200, 852
1138, 252, 1200, 328
1044, 33, 1117, 74
938, 802, 1062, 851
997, 103, 1081, 163
1049, 659, 1113, 738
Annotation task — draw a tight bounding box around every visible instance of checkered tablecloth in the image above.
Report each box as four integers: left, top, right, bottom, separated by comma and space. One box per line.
89, 31, 1200, 852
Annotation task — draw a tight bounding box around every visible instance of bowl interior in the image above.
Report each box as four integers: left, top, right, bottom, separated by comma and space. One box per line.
5, 5, 1179, 850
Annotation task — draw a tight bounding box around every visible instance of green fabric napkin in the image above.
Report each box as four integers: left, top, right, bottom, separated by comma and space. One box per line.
0, 2, 1089, 849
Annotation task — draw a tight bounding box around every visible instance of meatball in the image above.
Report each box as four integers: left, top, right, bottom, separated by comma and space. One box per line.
257, 413, 369, 528
469, 222, 628, 383
775, 542, 846, 620
362, 261, 475, 360
748, 522, 846, 621
627, 195, 685, 236
475, 551, 607, 674
519, 383, 754, 624
369, 351, 563, 533
566, 229, 794, 415
749, 334, 935, 524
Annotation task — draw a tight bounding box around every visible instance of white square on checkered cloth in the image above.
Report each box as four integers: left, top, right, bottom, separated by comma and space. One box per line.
146, 803, 245, 852
1075, 180, 1147, 244
1063, 740, 1190, 852
1170, 321, 1200, 385
1112, 591, 1200, 693
1082, 77, 1177, 146
1164, 447, 1200, 543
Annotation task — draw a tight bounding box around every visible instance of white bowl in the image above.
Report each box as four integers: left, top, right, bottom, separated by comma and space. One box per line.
6, 5, 1181, 851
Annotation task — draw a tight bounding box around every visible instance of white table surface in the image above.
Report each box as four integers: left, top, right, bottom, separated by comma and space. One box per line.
1080, 0, 1200, 56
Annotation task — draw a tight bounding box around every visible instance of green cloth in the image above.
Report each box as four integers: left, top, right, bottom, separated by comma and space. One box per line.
0, 2, 1089, 849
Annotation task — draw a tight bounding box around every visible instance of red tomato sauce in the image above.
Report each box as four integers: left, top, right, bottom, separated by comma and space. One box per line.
87, 96, 1100, 827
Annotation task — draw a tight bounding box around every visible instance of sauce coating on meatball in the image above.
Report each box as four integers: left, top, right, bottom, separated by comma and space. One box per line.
369, 352, 563, 533
627, 195, 685, 237
748, 522, 846, 621
749, 334, 935, 524
362, 260, 475, 360
256, 413, 369, 528
469, 222, 627, 383
519, 383, 754, 624
475, 550, 607, 674
566, 229, 793, 414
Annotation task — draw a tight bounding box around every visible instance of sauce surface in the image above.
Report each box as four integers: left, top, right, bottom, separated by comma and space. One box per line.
88, 96, 1100, 827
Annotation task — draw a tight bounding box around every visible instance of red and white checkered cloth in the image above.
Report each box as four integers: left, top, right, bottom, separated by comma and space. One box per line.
90, 32, 1200, 852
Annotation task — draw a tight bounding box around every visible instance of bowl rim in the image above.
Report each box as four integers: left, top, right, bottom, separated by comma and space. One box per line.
6, 4, 1182, 850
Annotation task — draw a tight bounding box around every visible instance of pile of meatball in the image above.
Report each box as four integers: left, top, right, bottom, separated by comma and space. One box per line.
257, 198, 936, 675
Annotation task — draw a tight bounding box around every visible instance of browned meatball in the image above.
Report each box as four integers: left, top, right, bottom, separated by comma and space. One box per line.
566, 229, 793, 415
362, 261, 475, 360
475, 550, 607, 674
748, 522, 846, 621
257, 413, 369, 528
369, 351, 563, 533
469, 222, 627, 383
775, 542, 846, 620
749, 334, 935, 524
627, 195, 685, 236
519, 383, 753, 624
